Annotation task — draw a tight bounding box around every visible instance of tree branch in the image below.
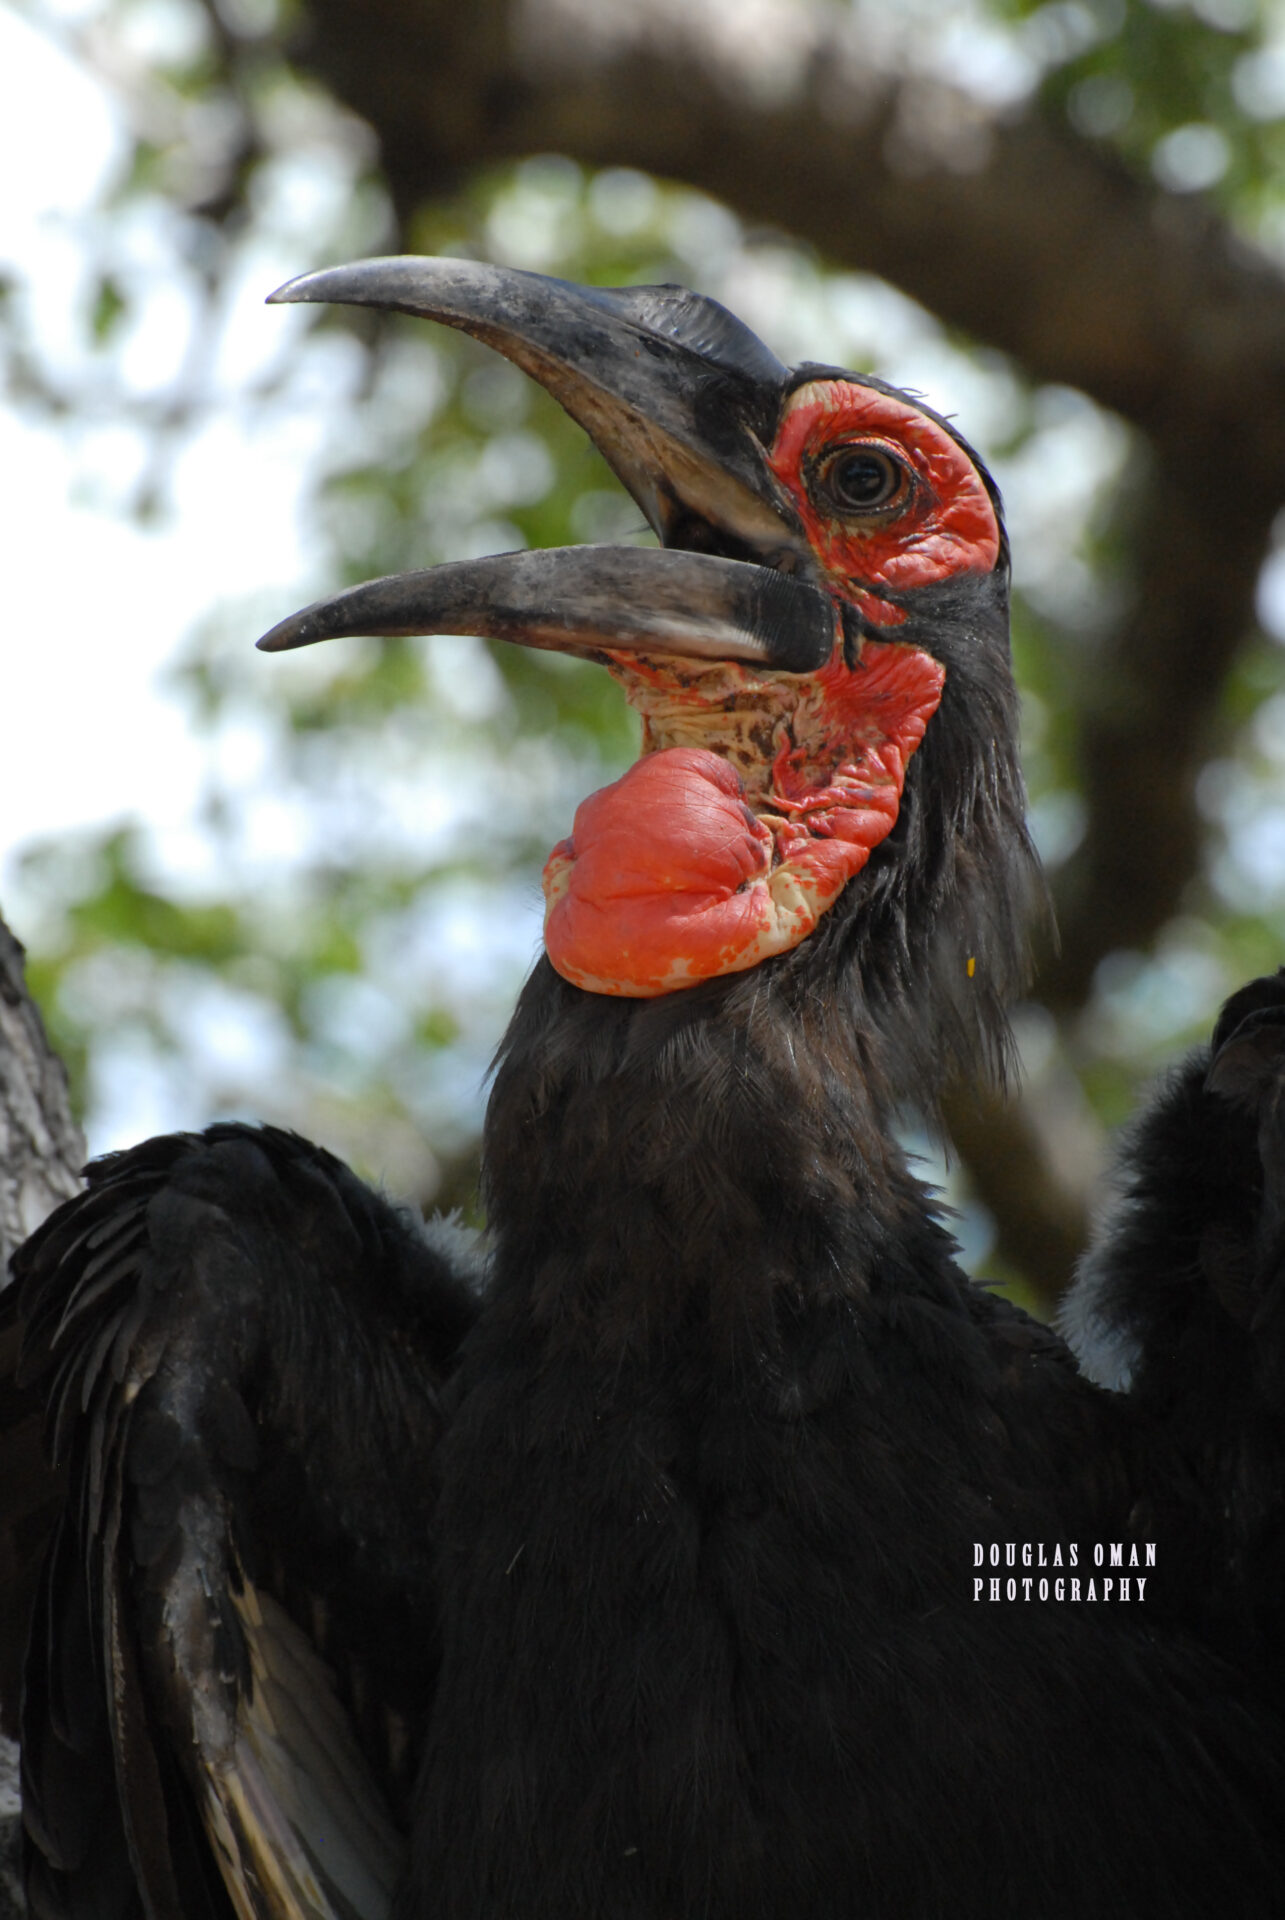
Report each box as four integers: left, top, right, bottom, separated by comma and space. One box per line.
0, 915, 82, 1770
0, 921, 83, 1274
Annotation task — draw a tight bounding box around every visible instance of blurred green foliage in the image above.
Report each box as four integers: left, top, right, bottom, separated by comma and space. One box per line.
1000, 0, 1285, 211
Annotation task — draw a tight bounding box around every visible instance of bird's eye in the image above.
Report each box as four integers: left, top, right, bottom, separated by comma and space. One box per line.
818, 444, 907, 516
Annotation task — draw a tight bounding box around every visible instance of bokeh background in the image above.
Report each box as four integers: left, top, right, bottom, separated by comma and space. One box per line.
5, 0, 1285, 1314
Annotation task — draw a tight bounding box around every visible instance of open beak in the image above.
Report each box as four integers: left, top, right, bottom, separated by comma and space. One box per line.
258, 256, 833, 674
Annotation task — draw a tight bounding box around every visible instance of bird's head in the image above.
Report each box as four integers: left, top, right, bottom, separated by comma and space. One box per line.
261, 259, 1041, 1087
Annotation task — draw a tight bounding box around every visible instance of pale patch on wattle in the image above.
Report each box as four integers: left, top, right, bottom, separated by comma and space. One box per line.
542, 641, 946, 997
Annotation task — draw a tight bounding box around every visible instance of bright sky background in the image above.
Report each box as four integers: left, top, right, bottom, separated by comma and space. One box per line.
0, 3, 324, 907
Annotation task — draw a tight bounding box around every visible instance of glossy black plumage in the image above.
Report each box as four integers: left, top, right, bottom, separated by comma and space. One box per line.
7, 1127, 479, 1917
6, 262, 1285, 1917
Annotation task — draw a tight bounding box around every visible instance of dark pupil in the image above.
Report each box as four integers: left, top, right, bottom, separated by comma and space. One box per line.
832, 451, 896, 509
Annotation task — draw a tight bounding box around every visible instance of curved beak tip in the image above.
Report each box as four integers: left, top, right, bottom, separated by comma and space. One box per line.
266, 270, 342, 307
255, 613, 312, 651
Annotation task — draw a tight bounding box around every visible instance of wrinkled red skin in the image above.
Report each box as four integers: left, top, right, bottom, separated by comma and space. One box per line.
542, 380, 999, 998
768, 379, 1000, 604
543, 643, 945, 996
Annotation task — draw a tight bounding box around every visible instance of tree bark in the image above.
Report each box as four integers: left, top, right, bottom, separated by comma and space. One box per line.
0, 912, 83, 1891
0, 922, 84, 1277
0, 1735, 18, 1920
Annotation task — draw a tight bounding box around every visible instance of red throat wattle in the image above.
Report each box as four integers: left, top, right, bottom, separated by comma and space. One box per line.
541, 642, 945, 997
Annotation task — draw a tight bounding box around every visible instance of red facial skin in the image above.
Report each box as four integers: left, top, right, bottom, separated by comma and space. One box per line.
767, 379, 1000, 619
543, 379, 1001, 998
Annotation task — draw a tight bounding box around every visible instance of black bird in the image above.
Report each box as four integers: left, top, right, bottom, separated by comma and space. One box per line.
5, 259, 1285, 1919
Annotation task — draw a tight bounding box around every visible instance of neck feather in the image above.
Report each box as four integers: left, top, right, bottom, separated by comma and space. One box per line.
484, 956, 954, 1357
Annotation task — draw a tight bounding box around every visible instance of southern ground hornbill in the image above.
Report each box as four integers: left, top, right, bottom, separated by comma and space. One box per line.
4, 259, 1285, 1918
